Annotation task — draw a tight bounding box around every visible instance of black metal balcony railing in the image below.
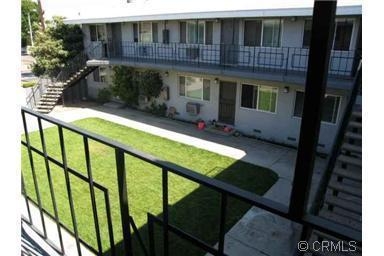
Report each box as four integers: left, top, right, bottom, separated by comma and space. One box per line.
21, 105, 361, 256
87, 40, 359, 79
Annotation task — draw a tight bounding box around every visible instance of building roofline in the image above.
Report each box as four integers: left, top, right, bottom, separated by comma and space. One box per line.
64, 5, 361, 25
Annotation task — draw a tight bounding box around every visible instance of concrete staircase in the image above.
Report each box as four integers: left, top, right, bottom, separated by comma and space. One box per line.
35, 66, 97, 114
309, 110, 362, 255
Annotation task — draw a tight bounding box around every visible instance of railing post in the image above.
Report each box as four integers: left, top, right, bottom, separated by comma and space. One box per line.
162, 168, 169, 256
115, 148, 133, 256
285, 47, 290, 76
288, 0, 337, 222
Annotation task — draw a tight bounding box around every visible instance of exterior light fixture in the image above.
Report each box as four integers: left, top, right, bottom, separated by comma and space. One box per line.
283, 86, 290, 93
214, 78, 219, 84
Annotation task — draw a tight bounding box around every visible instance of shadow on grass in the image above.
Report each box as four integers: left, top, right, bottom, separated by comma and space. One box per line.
102, 160, 277, 256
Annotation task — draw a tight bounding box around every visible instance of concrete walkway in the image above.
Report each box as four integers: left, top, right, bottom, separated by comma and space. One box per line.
22, 102, 327, 255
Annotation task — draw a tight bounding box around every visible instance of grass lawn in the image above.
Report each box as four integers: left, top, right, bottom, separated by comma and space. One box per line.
22, 118, 278, 255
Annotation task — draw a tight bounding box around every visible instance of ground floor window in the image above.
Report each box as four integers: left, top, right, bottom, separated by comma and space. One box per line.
294, 91, 341, 124
179, 75, 210, 101
93, 67, 107, 83
241, 84, 278, 113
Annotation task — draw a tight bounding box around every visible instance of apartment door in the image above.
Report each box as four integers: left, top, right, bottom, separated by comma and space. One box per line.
218, 81, 237, 125
220, 19, 239, 65
89, 24, 107, 58
110, 23, 122, 57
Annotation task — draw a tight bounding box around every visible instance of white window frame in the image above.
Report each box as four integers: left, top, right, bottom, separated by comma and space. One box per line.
178, 75, 211, 101
93, 67, 108, 83
261, 19, 283, 48
292, 90, 342, 125
240, 84, 278, 114
301, 18, 355, 51
90, 24, 106, 42
332, 18, 355, 51
186, 20, 206, 44
139, 21, 153, 43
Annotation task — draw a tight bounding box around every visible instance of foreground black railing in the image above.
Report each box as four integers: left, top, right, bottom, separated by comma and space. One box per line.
21, 105, 361, 256
89, 40, 358, 79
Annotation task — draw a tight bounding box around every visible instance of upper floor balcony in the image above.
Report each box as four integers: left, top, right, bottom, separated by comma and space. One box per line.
86, 40, 359, 88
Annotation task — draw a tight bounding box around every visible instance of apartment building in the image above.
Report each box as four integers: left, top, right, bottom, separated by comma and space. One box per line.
65, 0, 362, 153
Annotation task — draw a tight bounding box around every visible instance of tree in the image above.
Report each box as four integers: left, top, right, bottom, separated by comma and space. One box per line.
21, 0, 39, 47
30, 16, 83, 76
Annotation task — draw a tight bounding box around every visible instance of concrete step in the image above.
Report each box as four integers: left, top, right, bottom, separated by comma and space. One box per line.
37, 101, 57, 106
319, 210, 361, 231
40, 97, 59, 102
348, 121, 362, 129
328, 181, 362, 197
345, 132, 362, 141
325, 196, 362, 215
351, 111, 362, 118
341, 143, 362, 154
337, 155, 361, 167
35, 105, 54, 109
333, 167, 361, 182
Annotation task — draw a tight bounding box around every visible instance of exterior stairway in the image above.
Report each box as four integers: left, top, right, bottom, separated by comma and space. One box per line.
35, 66, 97, 114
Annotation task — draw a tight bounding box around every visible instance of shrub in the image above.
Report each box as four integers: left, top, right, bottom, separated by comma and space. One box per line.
21, 80, 37, 88
111, 66, 139, 106
146, 102, 167, 116
138, 70, 163, 99
97, 88, 112, 103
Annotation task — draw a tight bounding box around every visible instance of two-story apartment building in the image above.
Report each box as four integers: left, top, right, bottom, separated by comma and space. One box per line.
65, 0, 362, 153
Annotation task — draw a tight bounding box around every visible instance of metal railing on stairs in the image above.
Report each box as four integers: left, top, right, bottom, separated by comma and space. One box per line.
25, 76, 53, 109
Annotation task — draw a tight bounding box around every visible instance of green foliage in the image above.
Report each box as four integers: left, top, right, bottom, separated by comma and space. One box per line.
146, 102, 168, 116
21, 80, 37, 88
21, 0, 39, 47
30, 16, 83, 77
111, 66, 139, 106
97, 87, 112, 103
138, 70, 163, 98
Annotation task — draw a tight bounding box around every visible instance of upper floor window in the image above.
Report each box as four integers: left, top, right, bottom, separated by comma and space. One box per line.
241, 84, 278, 113
90, 24, 106, 41
243, 19, 282, 47
179, 76, 211, 101
302, 19, 353, 51
294, 91, 341, 124
133, 22, 158, 43
180, 21, 213, 45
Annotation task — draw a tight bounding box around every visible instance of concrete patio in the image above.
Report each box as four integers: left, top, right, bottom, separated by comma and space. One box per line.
21, 101, 327, 255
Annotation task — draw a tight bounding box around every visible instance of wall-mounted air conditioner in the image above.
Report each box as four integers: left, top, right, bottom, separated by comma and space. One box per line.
186, 102, 200, 115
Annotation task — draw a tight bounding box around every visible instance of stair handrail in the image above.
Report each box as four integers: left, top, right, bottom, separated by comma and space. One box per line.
25, 74, 51, 109
54, 43, 102, 86
309, 60, 362, 216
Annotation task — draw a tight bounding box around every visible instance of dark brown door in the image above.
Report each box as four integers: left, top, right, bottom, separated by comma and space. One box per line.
219, 81, 237, 125
220, 19, 239, 65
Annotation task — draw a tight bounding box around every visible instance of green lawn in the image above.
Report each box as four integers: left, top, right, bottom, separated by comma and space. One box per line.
22, 118, 278, 255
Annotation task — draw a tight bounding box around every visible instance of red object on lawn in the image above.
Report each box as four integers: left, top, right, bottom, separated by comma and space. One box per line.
197, 121, 206, 130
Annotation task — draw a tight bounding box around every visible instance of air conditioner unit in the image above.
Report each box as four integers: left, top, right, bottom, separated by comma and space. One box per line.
186, 47, 199, 59
186, 102, 200, 115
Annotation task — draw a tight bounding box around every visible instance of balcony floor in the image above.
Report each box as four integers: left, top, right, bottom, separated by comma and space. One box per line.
87, 57, 354, 90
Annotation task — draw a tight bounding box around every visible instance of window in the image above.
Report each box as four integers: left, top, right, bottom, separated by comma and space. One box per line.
180, 21, 210, 44
334, 21, 353, 51
179, 75, 210, 101
241, 84, 278, 113
140, 22, 152, 43
302, 20, 312, 48
93, 67, 107, 83
294, 91, 341, 124
302, 19, 353, 50
152, 23, 158, 43
262, 19, 281, 47
90, 25, 105, 41
243, 19, 281, 47
244, 20, 262, 46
